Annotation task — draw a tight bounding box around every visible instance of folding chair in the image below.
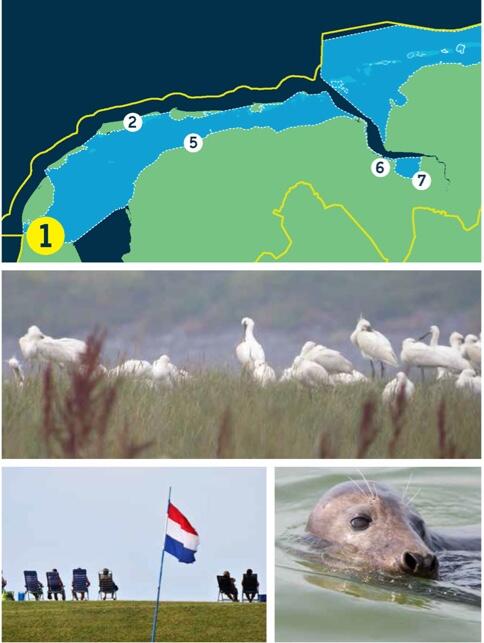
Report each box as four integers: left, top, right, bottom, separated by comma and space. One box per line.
217, 575, 236, 601
241, 573, 259, 602
98, 572, 118, 600
72, 568, 90, 600
24, 571, 44, 600
46, 571, 66, 600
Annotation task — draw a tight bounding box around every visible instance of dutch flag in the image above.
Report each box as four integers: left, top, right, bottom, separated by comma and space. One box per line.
164, 502, 199, 564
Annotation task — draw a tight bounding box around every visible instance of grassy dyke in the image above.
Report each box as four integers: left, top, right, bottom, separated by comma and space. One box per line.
2, 600, 266, 642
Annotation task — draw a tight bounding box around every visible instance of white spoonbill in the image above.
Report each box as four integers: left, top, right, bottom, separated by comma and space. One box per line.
252, 360, 276, 386
436, 331, 465, 380
236, 317, 265, 372
350, 318, 398, 378
109, 359, 153, 378
291, 356, 332, 388
19, 325, 87, 366
331, 370, 368, 385
19, 325, 49, 364
462, 334, 481, 372
382, 372, 415, 405
455, 369, 481, 395
279, 367, 295, 382
8, 357, 25, 387
152, 354, 187, 385
300, 341, 353, 374
401, 336, 469, 380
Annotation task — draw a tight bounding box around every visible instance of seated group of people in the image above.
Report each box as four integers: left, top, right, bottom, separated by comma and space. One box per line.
220, 569, 259, 602
8, 568, 119, 601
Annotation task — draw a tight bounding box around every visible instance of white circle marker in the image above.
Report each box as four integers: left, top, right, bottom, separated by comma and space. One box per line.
371, 158, 390, 177
184, 133, 203, 153
412, 171, 431, 191
123, 113, 143, 132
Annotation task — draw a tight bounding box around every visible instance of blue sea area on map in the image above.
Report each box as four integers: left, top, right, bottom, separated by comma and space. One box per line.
395, 157, 420, 178
40, 92, 348, 241
323, 25, 481, 140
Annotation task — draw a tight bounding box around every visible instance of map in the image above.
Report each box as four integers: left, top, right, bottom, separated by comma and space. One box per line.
2, 11, 481, 262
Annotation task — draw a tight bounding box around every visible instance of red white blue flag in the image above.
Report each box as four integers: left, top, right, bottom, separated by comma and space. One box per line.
164, 502, 199, 564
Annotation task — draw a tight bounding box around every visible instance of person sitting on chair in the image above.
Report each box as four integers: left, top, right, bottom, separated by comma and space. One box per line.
99, 568, 118, 598
242, 568, 259, 602
222, 570, 239, 602
48, 569, 66, 601
72, 571, 90, 601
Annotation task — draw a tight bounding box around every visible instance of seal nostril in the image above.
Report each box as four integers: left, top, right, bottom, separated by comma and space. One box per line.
403, 552, 419, 572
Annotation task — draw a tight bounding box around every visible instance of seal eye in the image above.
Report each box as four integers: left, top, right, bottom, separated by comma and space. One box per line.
350, 516, 371, 530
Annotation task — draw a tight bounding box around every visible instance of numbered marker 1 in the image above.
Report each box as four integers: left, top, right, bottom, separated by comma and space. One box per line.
411, 171, 431, 191
371, 158, 390, 178
184, 133, 203, 153
123, 112, 143, 132
26, 216, 65, 255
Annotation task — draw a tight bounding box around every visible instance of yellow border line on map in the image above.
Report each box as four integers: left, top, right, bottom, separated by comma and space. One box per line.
255, 181, 481, 262
2, 20, 480, 262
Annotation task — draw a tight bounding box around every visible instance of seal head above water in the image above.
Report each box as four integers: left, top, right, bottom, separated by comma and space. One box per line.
307, 480, 440, 578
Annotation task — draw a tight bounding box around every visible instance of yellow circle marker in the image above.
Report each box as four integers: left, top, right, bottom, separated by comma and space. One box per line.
26, 216, 65, 255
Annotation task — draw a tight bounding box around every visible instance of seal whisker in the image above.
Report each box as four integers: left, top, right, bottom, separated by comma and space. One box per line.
402, 472, 414, 503
346, 475, 366, 497
358, 469, 375, 499
406, 487, 422, 506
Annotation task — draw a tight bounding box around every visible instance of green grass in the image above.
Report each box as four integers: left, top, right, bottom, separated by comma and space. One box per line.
2, 600, 266, 642
2, 372, 480, 458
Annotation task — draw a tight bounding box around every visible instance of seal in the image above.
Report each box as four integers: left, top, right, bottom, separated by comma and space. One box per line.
306, 480, 480, 579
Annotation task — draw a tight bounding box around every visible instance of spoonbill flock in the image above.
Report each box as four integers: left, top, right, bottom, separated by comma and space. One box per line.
235, 316, 481, 400
8, 316, 482, 403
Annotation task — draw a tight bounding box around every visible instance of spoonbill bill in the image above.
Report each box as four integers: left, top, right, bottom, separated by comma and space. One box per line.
252, 360, 276, 386
300, 341, 353, 374
455, 369, 481, 394
350, 318, 398, 378
382, 372, 415, 405
236, 317, 265, 372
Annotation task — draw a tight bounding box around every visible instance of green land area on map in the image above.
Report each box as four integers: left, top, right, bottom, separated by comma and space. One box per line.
19, 63, 480, 263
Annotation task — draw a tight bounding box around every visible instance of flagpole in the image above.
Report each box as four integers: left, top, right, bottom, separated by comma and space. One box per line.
150, 485, 172, 643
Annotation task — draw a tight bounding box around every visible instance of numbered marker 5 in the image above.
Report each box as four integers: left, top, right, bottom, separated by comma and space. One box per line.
371, 158, 390, 177
412, 171, 431, 191
184, 133, 203, 153
123, 112, 143, 132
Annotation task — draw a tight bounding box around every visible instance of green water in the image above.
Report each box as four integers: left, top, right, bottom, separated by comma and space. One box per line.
275, 467, 481, 642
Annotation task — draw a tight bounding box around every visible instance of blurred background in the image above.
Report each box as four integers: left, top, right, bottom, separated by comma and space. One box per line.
3, 270, 480, 372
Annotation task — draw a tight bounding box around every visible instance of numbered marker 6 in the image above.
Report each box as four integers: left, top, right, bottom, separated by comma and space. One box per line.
371, 158, 390, 177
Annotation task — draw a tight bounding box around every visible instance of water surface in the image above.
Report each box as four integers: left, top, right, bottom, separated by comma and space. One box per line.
276, 467, 481, 642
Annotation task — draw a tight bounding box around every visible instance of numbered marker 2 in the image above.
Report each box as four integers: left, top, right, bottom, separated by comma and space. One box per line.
184, 133, 203, 153
123, 112, 143, 132
412, 171, 431, 191
371, 158, 390, 178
